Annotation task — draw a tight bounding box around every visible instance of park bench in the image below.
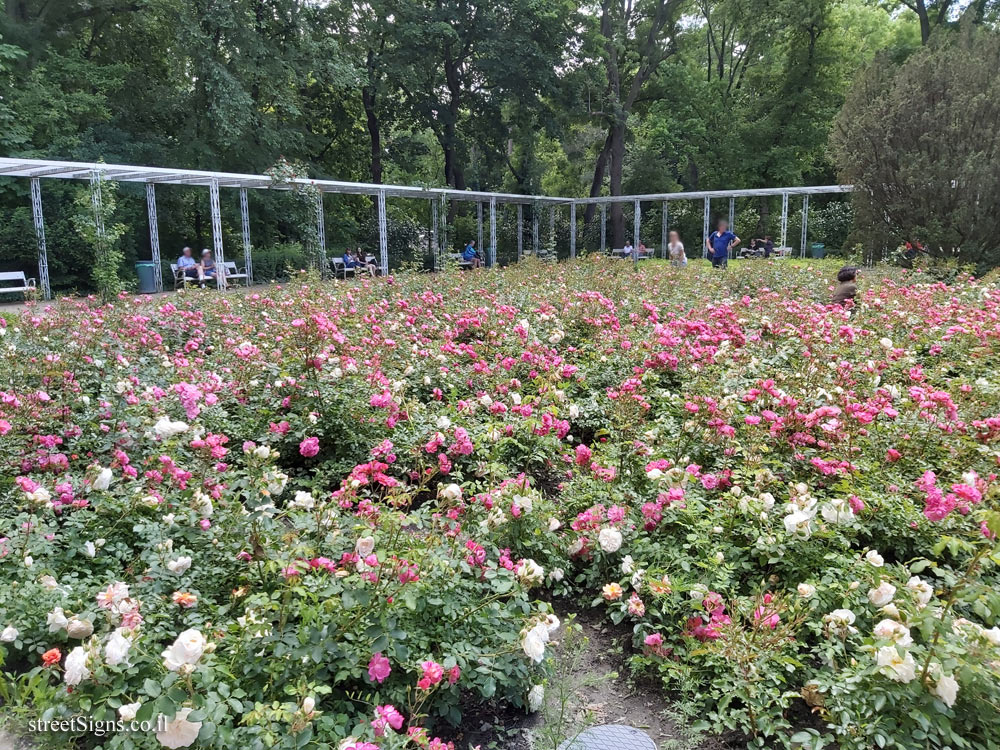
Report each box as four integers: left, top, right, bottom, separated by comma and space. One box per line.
0, 271, 37, 299
221, 261, 249, 286
170, 263, 233, 290
331, 257, 357, 279
447, 253, 473, 269
610, 248, 653, 261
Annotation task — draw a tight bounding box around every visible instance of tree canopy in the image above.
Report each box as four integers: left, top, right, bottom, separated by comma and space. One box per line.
0, 0, 995, 290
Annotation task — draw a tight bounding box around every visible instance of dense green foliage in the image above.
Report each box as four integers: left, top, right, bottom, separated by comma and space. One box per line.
0, 0, 997, 291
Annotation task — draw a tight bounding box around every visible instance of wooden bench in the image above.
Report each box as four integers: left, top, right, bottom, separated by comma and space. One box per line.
448, 253, 473, 269
0, 271, 37, 299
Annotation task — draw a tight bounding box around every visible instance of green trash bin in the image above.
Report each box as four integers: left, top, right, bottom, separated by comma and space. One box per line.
811, 243, 826, 259
135, 261, 157, 294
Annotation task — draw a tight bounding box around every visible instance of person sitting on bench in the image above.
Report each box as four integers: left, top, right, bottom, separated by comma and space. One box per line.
177, 247, 202, 283
200, 249, 222, 286
462, 240, 482, 268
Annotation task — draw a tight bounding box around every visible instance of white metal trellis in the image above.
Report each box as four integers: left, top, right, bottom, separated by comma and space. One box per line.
29, 177, 51, 300
800, 195, 810, 257
702, 197, 711, 259
660, 201, 668, 259
0, 157, 853, 287
145, 183, 164, 292
569, 203, 576, 259
240, 188, 253, 285
489, 198, 497, 267
377, 189, 388, 275
780, 192, 790, 251
208, 179, 226, 290
517, 203, 523, 261
315, 192, 327, 277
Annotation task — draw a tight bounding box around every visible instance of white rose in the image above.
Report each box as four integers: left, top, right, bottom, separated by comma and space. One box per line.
515, 559, 545, 587
868, 581, 897, 608
301, 696, 316, 715
568, 404, 580, 419
548, 568, 564, 582
820, 499, 853, 524
66, 617, 94, 639
355, 536, 376, 558
47, 607, 69, 633
865, 550, 884, 567
436, 416, 451, 429
547, 517, 561, 532
879, 337, 894, 350
104, 629, 133, 666
983, 627, 1000, 646
527, 684, 545, 712
40, 575, 59, 591
291, 491, 315, 509
906, 576, 934, 607
162, 629, 207, 672
621, 555, 635, 575
598, 527, 623, 553
521, 622, 550, 663
154, 417, 189, 439
873, 619, 912, 647
0, 625, 18, 642
876, 645, 916, 683
797, 583, 816, 598
252, 445, 272, 459
167, 556, 192, 575
119, 702, 142, 721
83, 541, 97, 558
64, 646, 91, 686
931, 673, 959, 707
156, 708, 203, 749
783, 509, 815, 538
439, 483, 462, 502
93, 467, 113, 491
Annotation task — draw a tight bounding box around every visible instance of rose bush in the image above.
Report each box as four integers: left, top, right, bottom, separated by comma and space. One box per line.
0, 257, 998, 749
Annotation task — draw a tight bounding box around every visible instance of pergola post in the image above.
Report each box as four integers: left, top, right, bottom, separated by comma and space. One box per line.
477, 202, 483, 254
600, 203, 607, 253
516, 204, 523, 261
377, 189, 388, 275
532, 205, 539, 256
315, 192, 327, 277
633, 199, 641, 248
702, 197, 711, 259
800, 195, 810, 258
728, 197, 735, 229
90, 170, 107, 246
208, 179, 226, 290
30, 177, 51, 300
440, 194, 448, 257
569, 203, 577, 259
489, 197, 497, 267
240, 188, 253, 285
549, 205, 555, 245
660, 200, 668, 259
780, 192, 789, 251
431, 198, 439, 270
145, 183, 164, 293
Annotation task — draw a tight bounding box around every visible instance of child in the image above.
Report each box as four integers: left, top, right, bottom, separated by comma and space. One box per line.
667, 231, 686, 267
832, 266, 858, 306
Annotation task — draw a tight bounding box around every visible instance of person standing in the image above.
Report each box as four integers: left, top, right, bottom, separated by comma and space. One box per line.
706, 220, 740, 269
764, 236, 774, 258
667, 231, 686, 267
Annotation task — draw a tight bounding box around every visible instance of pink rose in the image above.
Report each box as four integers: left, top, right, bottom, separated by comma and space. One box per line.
299, 436, 320, 458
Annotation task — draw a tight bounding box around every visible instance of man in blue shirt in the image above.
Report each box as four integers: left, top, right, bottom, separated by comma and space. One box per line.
176, 247, 202, 284
706, 220, 740, 268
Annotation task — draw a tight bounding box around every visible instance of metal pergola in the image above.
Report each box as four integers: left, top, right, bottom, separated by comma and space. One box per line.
0, 157, 852, 299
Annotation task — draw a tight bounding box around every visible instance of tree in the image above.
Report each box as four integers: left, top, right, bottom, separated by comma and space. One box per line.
831, 20, 1000, 267
580, 0, 684, 245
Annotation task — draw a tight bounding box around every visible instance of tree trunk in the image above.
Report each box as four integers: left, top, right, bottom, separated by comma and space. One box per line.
362, 85, 382, 184
583, 132, 613, 225
608, 121, 626, 247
